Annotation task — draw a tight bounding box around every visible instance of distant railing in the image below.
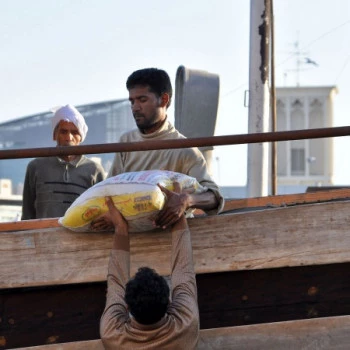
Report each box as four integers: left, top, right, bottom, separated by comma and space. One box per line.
0, 126, 349, 159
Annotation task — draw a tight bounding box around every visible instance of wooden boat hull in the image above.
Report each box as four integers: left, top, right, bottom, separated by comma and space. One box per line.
1, 192, 350, 349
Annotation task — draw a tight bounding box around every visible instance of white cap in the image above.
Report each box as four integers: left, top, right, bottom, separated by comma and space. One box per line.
51, 104, 88, 142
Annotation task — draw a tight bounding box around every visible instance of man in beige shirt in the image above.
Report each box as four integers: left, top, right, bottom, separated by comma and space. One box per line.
100, 183, 199, 349
92, 67, 224, 231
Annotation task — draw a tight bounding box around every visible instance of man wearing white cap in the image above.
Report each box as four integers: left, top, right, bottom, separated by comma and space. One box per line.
22, 104, 106, 220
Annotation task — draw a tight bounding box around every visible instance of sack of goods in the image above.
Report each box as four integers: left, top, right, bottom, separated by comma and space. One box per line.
59, 170, 206, 233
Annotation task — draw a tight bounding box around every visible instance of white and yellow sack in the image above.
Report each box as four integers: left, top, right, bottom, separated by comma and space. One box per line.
59, 170, 206, 232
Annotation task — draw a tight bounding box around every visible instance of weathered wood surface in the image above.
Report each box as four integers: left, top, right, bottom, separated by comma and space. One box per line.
3, 261, 350, 348
1, 200, 350, 289
12, 315, 350, 350
14, 340, 103, 350
1, 188, 350, 233
0, 218, 60, 232
223, 187, 350, 212
198, 315, 350, 349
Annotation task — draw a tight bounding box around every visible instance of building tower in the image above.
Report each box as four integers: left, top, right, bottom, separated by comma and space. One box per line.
276, 86, 338, 192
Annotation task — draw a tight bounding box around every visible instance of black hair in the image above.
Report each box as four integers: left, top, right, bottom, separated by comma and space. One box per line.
126, 68, 173, 108
125, 266, 170, 325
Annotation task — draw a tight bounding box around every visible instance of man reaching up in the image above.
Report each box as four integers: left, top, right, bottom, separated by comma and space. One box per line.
100, 183, 199, 349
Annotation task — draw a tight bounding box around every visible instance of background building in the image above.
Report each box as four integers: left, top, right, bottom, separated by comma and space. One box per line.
0, 179, 22, 221
219, 85, 338, 198
276, 86, 337, 193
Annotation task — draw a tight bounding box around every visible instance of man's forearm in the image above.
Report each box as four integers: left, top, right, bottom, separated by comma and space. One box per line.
112, 233, 130, 251
170, 216, 196, 286
172, 214, 188, 232
102, 248, 130, 333
186, 190, 219, 211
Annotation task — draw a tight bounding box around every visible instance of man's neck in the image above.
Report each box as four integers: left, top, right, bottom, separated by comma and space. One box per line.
59, 155, 78, 163
140, 118, 167, 134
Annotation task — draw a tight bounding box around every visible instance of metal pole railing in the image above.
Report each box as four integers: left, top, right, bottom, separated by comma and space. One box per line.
0, 126, 349, 160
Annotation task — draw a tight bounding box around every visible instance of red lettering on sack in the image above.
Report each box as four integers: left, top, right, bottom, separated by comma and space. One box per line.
82, 206, 101, 221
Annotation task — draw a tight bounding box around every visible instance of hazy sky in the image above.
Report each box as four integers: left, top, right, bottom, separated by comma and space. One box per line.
1, 0, 350, 186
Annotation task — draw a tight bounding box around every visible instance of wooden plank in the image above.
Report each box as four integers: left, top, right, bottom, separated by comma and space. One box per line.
11, 315, 350, 350
2, 262, 350, 348
198, 315, 350, 349
197, 262, 350, 329
13, 340, 103, 350
1, 200, 350, 288
2, 188, 350, 233
0, 282, 105, 349
307, 186, 350, 193
222, 188, 350, 212
0, 218, 60, 232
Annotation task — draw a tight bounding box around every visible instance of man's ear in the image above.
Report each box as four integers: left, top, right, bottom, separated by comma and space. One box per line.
159, 93, 170, 108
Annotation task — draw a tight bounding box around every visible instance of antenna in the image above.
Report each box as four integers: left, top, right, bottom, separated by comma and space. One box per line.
294, 39, 302, 86
293, 31, 308, 86
284, 32, 319, 86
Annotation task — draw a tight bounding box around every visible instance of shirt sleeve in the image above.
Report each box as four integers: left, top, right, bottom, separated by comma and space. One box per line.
168, 219, 199, 321
96, 163, 107, 183
100, 235, 130, 345
107, 152, 125, 177
185, 148, 225, 214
